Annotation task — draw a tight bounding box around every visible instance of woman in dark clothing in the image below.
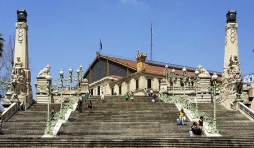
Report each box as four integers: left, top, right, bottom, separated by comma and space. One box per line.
87, 100, 93, 113
198, 116, 204, 135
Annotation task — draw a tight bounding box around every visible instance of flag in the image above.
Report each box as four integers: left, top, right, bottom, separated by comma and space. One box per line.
100, 39, 102, 50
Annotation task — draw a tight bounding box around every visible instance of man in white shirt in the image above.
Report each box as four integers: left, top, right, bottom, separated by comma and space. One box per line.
101, 92, 105, 103
150, 89, 153, 97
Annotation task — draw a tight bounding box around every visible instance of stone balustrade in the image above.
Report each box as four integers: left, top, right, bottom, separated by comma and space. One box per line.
1, 102, 19, 121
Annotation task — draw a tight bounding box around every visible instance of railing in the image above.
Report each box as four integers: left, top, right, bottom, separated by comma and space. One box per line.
160, 93, 214, 134
1, 103, 19, 121
237, 102, 254, 120
230, 102, 236, 110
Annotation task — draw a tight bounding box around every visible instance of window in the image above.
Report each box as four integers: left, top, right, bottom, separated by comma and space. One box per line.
97, 86, 100, 95
119, 85, 122, 95
111, 88, 114, 95
136, 79, 139, 90
147, 79, 152, 88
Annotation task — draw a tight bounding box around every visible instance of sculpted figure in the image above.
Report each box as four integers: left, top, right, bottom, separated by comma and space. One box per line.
228, 55, 240, 74
14, 56, 23, 68
38, 64, 51, 77
197, 65, 210, 76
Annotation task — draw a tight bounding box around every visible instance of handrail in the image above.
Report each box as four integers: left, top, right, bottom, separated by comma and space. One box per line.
237, 102, 254, 120
160, 93, 214, 134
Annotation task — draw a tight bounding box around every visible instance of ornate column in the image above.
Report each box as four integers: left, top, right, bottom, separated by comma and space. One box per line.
221, 10, 244, 110
3, 9, 33, 109
224, 10, 238, 68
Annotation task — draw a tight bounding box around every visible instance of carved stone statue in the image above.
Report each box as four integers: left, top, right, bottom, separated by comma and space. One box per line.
197, 65, 210, 77
38, 64, 51, 77
222, 55, 242, 95
14, 56, 23, 68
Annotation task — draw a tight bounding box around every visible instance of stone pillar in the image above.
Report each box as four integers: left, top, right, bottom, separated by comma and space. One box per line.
223, 13, 238, 69
35, 65, 51, 103
3, 9, 33, 109
36, 77, 49, 103
221, 10, 244, 109
159, 78, 167, 93
80, 79, 89, 95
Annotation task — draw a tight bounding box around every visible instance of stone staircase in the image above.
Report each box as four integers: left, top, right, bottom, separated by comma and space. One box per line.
197, 103, 254, 136
1, 103, 61, 137
0, 97, 254, 147
58, 96, 190, 139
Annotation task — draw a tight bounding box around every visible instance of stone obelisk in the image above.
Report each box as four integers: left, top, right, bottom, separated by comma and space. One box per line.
4, 9, 33, 110
223, 10, 238, 68
222, 10, 244, 110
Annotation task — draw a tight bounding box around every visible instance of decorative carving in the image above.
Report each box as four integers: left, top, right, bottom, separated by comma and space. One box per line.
197, 65, 210, 77
222, 55, 242, 95
14, 56, 23, 68
38, 64, 51, 77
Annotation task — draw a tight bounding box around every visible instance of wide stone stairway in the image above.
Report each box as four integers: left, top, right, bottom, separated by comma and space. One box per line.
0, 96, 254, 147
58, 96, 189, 139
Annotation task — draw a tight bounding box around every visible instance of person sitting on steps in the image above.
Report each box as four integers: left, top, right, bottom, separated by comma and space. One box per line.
179, 109, 185, 126
190, 121, 201, 136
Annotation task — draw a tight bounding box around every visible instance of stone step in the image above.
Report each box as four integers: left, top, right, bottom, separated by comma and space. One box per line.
0, 137, 253, 147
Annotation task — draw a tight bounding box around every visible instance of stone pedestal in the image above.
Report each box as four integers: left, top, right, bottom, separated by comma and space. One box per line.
80, 79, 89, 95
199, 75, 211, 92
36, 77, 52, 103
159, 79, 167, 93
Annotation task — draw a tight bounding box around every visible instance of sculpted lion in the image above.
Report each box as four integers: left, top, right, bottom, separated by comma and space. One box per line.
37, 64, 51, 77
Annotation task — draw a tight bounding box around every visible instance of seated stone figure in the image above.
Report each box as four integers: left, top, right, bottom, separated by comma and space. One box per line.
38, 64, 51, 77
197, 65, 210, 76
14, 56, 23, 68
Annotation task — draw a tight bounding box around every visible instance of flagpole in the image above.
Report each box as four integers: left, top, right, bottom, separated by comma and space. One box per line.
100, 39, 102, 53
150, 23, 153, 61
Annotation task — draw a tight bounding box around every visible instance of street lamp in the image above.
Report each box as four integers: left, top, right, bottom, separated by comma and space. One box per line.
164, 65, 170, 82
211, 73, 219, 134
170, 68, 177, 99
73, 65, 85, 101
62, 67, 73, 100
194, 69, 200, 118
180, 67, 188, 97
54, 69, 65, 120
45, 73, 52, 135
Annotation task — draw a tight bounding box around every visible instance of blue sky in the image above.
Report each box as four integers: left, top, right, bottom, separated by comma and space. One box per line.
1, 0, 254, 98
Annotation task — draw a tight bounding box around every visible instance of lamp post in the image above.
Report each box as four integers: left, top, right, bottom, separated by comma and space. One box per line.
170, 68, 177, 99
164, 65, 170, 82
54, 69, 65, 119
211, 73, 219, 134
180, 67, 188, 97
73, 65, 85, 101
62, 67, 73, 104
194, 69, 200, 118
35, 73, 53, 135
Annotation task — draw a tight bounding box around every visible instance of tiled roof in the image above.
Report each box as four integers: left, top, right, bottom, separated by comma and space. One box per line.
100, 54, 221, 77
83, 52, 222, 81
